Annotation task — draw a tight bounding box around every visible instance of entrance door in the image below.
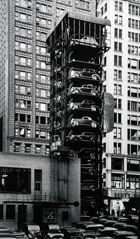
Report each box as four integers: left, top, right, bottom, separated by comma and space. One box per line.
18, 205, 27, 231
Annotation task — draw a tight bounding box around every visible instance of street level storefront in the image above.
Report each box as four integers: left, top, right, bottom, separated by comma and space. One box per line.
0, 153, 80, 230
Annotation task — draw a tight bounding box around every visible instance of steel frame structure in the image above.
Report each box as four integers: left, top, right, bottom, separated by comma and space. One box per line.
46, 11, 111, 214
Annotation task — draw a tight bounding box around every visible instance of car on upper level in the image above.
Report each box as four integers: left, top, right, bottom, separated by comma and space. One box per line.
68, 84, 97, 97
68, 68, 100, 81
68, 100, 98, 112
67, 131, 96, 143
69, 116, 97, 128
70, 36, 99, 48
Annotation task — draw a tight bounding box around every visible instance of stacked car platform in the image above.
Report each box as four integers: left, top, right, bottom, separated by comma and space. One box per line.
47, 11, 111, 214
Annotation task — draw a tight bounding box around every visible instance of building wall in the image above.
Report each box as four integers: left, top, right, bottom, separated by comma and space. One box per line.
97, 0, 140, 211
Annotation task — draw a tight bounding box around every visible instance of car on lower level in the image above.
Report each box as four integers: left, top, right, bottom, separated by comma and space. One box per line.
67, 131, 96, 143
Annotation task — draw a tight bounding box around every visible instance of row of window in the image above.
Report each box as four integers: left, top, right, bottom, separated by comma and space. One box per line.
128, 100, 140, 112
115, 1, 123, 12
128, 58, 140, 70
114, 14, 123, 25
128, 45, 140, 56
114, 113, 122, 124
128, 144, 140, 155
114, 28, 122, 39
100, 2, 107, 16
15, 27, 32, 38
114, 98, 122, 109
75, 0, 90, 11
128, 129, 140, 141
15, 101, 50, 112
15, 12, 32, 23
128, 31, 140, 43
36, 88, 50, 98
36, 18, 52, 29
129, 4, 140, 16
114, 42, 122, 52
128, 115, 140, 126
128, 18, 140, 30
15, 71, 50, 84
114, 127, 122, 139
114, 84, 122, 95
128, 86, 140, 98
36, 3, 53, 14
15, 127, 49, 139
15, 113, 31, 123
14, 142, 50, 155
15, 0, 32, 8
114, 69, 122, 81
15, 43, 47, 56
15, 99, 31, 109
128, 72, 140, 84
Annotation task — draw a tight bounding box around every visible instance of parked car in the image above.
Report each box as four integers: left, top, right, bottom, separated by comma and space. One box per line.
40, 223, 64, 239
0, 228, 11, 234
68, 84, 97, 96
67, 131, 96, 143
98, 227, 118, 237
112, 230, 136, 239
22, 224, 40, 239
119, 225, 138, 235
118, 217, 131, 224
104, 220, 118, 227
61, 227, 82, 239
68, 100, 98, 111
68, 68, 99, 81
113, 222, 127, 230
11, 232, 28, 239
70, 116, 97, 128
0, 234, 16, 239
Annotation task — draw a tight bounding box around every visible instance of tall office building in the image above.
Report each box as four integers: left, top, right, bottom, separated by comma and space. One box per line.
0, 0, 96, 229
97, 0, 140, 213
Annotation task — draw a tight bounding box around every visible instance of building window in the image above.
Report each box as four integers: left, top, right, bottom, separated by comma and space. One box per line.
114, 55, 122, 66
6, 205, 15, 220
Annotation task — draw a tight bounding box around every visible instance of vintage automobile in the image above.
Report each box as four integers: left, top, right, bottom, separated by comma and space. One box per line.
68, 84, 97, 96
22, 224, 40, 239
98, 227, 118, 237
68, 68, 100, 81
67, 131, 96, 143
40, 223, 64, 239
70, 36, 99, 48
68, 100, 98, 111
112, 230, 136, 239
61, 227, 82, 239
70, 116, 97, 128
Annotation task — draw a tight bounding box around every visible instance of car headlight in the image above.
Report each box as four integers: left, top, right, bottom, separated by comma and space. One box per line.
91, 122, 97, 128
92, 75, 97, 80
74, 72, 80, 78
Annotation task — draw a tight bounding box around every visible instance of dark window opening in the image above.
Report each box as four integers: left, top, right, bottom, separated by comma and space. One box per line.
6, 205, 15, 220
0, 167, 31, 193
